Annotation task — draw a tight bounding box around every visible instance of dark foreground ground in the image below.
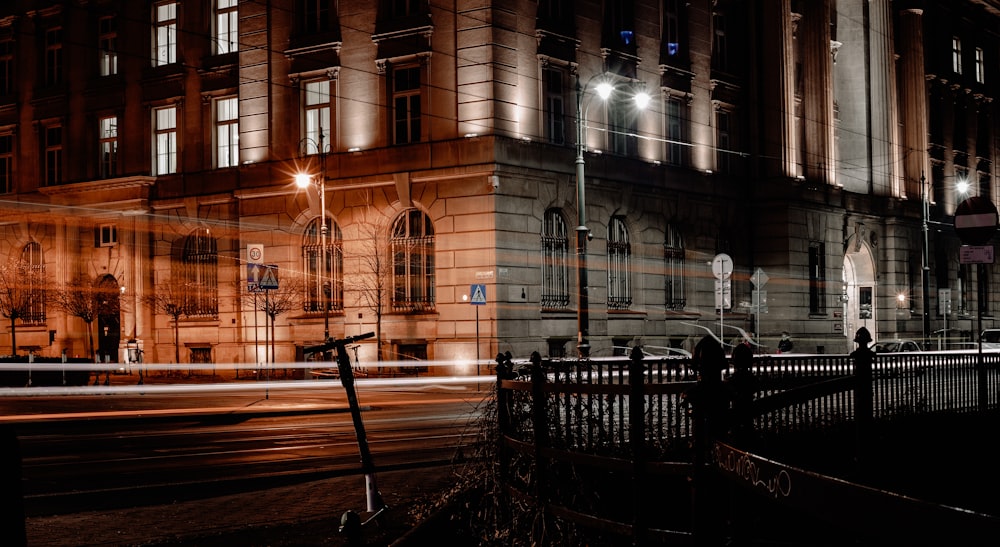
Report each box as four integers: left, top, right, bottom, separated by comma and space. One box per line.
25, 465, 463, 547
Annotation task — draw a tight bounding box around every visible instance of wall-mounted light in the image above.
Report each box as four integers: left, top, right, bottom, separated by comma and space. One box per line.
348, 147, 361, 152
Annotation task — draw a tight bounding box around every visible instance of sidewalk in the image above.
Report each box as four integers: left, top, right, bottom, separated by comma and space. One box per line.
25, 464, 459, 546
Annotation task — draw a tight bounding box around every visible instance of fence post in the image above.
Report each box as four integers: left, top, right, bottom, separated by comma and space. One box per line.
1, 426, 26, 546
628, 346, 648, 544
528, 351, 550, 540
496, 352, 513, 484
851, 330, 874, 469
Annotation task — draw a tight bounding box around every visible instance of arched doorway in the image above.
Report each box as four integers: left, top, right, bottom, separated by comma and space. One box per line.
844, 238, 877, 346
96, 275, 121, 363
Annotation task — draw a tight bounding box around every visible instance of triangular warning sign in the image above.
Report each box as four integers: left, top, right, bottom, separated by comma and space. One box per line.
260, 265, 279, 289
470, 284, 486, 304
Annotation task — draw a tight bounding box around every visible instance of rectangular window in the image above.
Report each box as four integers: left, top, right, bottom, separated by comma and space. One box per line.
215, 0, 238, 55
809, 243, 826, 314
663, 0, 681, 57
215, 97, 238, 168
716, 110, 731, 172
303, 80, 331, 154
0, 40, 11, 96
952, 36, 962, 74
45, 28, 62, 86
542, 67, 565, 145
975, 47, 985, 84
392, 66, 421, 145
99, 116, 118, 178
0, 134, 11, 193
666, 97, 685, 165
154, 106, 177, 175
45, 125, 62, 185
98, 16, 117, 76
302, 0, 331, 34
96, 224, 118, 247
390, 0, 421, 18
664, 225, 685, 310
609, 94, 638, 156
154, 2, 178, 66
712, 13, 727, 72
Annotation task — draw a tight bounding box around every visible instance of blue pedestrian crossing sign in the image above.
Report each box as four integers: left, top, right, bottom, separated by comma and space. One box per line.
470, 284, 487, 305
259, 264, 279, 289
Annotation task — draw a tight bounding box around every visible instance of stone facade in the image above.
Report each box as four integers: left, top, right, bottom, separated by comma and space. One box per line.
0, 0, 996, 368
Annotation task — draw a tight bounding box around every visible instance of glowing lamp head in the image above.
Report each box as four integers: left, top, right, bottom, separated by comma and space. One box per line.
634, 91, 651, 110
294, 173, 312, 189
595, 82, 613, 100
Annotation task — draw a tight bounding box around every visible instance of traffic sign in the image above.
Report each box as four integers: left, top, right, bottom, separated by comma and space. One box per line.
470, 284, 486, 305
247, 243, 264, 263
712, 253, 733, 280
259, 265, 279, 289
960, 245, 995, 264
751, 267, 768, 288
714, 279, 731, 309
955, 197, 999, 245
247, 263, 263, 291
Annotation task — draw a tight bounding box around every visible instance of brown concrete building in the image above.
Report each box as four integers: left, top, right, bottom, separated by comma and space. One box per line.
0, 0, 996, 369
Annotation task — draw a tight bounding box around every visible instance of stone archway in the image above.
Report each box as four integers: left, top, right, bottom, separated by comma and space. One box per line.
844, 238, 877, 345
96, 274, 121, 363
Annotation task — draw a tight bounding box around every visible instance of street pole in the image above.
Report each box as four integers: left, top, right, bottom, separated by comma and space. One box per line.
574, 74, 590, 358
921, 173, 931, 348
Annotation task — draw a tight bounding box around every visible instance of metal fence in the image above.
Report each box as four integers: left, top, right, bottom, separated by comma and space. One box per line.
496, 348, 1000, 545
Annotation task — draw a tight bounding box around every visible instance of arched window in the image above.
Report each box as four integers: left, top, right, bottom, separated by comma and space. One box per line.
21, 241, 45, 324
664, 224, 686, 310
391, 209, 435, 312
182, 228, 218, 317
607, 216, 631, 310
541, 209, 569, 309
302, 216, 343, 312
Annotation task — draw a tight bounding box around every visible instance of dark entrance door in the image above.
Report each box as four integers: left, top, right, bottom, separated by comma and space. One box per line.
96, 275, 121, 363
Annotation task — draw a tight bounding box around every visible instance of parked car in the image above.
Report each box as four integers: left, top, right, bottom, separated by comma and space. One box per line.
980, 329, 1000, 350
873, 339, 922, 353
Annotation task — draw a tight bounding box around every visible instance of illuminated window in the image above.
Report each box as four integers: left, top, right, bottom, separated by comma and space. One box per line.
391, 209, 435, 312
154, 106, 177, 175
21, 242, 46, 325
541, 209, 569, 309
182, 228, 218, 317
302, 80, 331, 154
302, 216, 343, 313
214, 0, 238, 55
215, 97, 238, 168
99, 116, 118, 178
663, 0, 681, 57
98, 17, 117, 76
952, 36, 962, 74
975, 47, 985, 84
608, 216, 631, 310
154, 2, 178, 67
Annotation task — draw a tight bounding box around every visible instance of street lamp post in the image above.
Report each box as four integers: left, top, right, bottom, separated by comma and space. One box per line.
574, 74, 591, 358
921, 173, 931, 347
573, 75, 650, 358
295, 130, 330, 346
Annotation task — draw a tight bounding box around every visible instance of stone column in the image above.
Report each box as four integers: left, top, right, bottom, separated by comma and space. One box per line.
898, 9, 929, 201
801, 0, 836, 186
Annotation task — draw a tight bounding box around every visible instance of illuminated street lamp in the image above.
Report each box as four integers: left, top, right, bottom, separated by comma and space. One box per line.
574, 74, 650, 357
295, 130, 330, 345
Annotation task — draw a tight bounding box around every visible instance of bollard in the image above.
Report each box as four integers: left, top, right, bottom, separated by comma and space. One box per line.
628, 346, 648, 544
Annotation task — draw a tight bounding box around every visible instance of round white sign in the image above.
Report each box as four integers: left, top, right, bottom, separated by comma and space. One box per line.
712, 253, 733, 280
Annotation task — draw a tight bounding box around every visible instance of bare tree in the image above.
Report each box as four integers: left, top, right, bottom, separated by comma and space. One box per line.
140, 280, 188, 365
239, 275, 304, 377
348, 207, 393, 361
0, 258, 46, 356
48, 274, 121, 366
